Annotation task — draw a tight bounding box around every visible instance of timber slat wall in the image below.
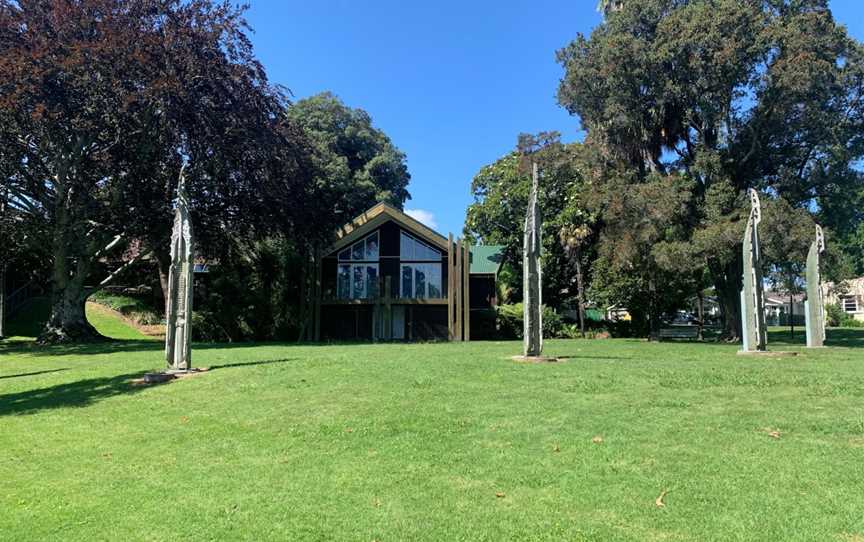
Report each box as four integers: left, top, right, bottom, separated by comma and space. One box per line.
448, 233, 455, 341
463, 242, 471, 342
447, 236, 471, 342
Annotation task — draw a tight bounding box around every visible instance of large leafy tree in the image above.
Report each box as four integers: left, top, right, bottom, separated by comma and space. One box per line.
0, 0, 317, 343
465, 133, 589, 309
558, 0, 864, 337
285, 92, 411, 221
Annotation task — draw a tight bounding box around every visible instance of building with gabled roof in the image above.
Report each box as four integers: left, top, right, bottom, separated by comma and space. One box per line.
312, 202, 505, 341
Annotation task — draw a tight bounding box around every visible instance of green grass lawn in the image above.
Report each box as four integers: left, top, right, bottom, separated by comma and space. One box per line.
1, 320, 863, 541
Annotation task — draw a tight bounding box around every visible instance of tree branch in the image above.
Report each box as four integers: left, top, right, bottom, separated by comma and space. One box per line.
97, 250, 151, 288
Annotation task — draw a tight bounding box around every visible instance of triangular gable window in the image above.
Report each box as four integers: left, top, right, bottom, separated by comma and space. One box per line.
339, 232, 379, 262
400, 232, 440, 261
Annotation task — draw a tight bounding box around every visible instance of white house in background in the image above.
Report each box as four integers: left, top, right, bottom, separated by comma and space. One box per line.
824, 277, 864, 322
763, 290, 805, 325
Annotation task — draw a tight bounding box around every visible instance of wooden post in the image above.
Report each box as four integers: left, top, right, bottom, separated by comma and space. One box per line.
448, 233, 455, 341
455, 238, 463, 341
463, 242, 471, 341
384, 276, 392, 340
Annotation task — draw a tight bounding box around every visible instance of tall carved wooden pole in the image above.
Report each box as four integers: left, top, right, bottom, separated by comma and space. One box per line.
165, 166, 194, 370
805, 224, 826, 348
741, 189, 767, 352
523, 162, 543, 357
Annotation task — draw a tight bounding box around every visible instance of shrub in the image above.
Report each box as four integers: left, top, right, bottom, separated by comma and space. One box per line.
495, 303, 565, 339
191, 311, 233, 342
88, 290, 162, 325
826, 303, 844, 327
825, 302, 864, 328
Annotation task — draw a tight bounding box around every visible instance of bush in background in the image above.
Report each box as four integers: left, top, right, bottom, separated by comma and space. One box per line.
88, 289, 162, 325
826, 302, 864, 328
495, 303, 565, 339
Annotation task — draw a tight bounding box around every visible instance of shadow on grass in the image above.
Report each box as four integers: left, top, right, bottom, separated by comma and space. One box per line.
0, 370, 153, 416
0, 337, 444, 358
209, 358, 296, 371
0, 339, 306, 358
0, 368, 69, 380
555, 355, 634, 361
0, 358, 298, 417
768, 327, 864, 349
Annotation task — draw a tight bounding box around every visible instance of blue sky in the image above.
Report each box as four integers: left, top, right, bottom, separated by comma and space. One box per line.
245, 0, 863, 237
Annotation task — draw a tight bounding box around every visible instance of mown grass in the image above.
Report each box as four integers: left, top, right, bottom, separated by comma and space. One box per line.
88, 291, 162, 325
1, 322, 863, 541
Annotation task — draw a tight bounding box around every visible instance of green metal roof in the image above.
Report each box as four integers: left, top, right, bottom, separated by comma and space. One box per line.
470, 245, 505, 275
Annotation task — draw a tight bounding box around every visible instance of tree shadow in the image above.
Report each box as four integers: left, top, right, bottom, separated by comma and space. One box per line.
208, 358, 296, 370
554, 355, 633, 361
0, 339, 160, 357
0, 339, 302, 358
0, 370, 154, 417
0, 368, 69, 380
825, 328, 864, 349
0, 358, 298, 417
769, 327, 864, 349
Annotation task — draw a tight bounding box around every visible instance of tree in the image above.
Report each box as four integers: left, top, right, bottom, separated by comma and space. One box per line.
285, 92, 411, 218
0, 0, 318, 343
465, 133, 587, 309
559, 224, 593, 337
281, 92, 412, 339
558, 0, 864, 338
597, 0, 624, 16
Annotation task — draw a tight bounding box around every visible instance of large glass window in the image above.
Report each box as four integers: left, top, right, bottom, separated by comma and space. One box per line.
337, 263, 379, 300
842, 296, 858, 313
401, 263, 442, 299
400, 232, 440, 261
415, 266, 427, 299
353, 265, 365, 299
338, 232, 379, 262
398, 232, 442, 299
366, 265, 379, 299
428, 265, 441, 298
335, 232, 379, 299
337, 264, 351, 300
401, 265, 413, 298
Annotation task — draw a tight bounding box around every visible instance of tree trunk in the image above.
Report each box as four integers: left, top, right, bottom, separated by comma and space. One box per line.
296, 249, 309, 343
575, 251, 586, 338
40, 250, 101, 343
697, 290, 705, 341
713, 257, 743, 341
648, 278, 660, 342
789, 288, 794, 338
41, 285, 99, 343
153, 248, 171, 310
39, 197, 102, 344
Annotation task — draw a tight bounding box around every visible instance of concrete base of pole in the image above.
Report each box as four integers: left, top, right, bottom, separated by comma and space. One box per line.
511, 355, 561, 363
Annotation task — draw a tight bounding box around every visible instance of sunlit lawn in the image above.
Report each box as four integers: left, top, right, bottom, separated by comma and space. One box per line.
1, 311, 863, 541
